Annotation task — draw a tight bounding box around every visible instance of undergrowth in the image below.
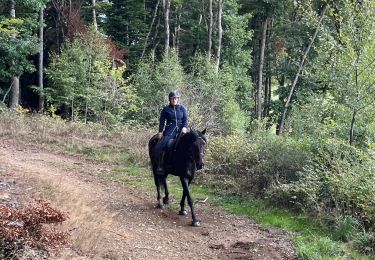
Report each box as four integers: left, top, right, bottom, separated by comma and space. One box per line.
1, 111, 374, 259
0, 199, 69, 259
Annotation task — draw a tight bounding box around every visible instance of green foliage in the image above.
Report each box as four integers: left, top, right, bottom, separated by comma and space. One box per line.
46, 28, 137, 124
206, 130, 375, 237
0, 16, 38, 80
334, 216, 359, 242
207, 131, 310, 195
353, 232, 375, 255
295, 235, 343, 260
104, 0, 149, 66
186, 54, 248, 133
133, 50, 186, 125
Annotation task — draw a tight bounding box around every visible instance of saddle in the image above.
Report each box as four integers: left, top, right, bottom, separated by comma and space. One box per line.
164, 132, 183, 172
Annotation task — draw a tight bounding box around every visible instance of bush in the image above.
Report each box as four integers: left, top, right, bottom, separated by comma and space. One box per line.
275, 138, 375, 230
0, 199, 69, 258
353, 232, 375, 255
205, 130, 375, 237
206, 132, 310, 197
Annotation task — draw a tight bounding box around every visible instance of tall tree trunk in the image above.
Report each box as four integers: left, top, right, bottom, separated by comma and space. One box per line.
9, 0, 19, 109
162, 0, 171, 55
141, 0, 160, 59
215, 0, 224, 73
207, 0, 213, 60
264, 18, 273, 118
92, 0, 98, 31
349, 58, 360, 146
349, 109, 356, 146
38, 7, 44, 112
176, 11, 181, 54
278, 2, 329, 134
173, 9, 181, 54
151, 17, 161, 62
257, 18, 268, 123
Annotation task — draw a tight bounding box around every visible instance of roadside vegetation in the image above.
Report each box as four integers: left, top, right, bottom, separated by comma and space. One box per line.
1, 111, 373, 259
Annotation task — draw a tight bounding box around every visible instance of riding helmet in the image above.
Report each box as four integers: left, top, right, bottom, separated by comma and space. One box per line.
168, 90, 181, 99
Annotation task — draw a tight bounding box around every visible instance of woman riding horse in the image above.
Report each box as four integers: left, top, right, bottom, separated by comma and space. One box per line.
153, 90, 188, 175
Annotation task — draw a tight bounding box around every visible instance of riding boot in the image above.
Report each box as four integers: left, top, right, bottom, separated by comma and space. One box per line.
156, 151, 166, 175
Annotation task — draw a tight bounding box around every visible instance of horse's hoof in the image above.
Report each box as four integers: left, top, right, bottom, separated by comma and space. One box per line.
163, 197, 169, 205
156, 204, 163, 209
191, 221, 201, 227
179, 210, 188, 216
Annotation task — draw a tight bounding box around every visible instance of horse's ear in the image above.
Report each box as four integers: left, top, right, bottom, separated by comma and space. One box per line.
201, 128, 206, 135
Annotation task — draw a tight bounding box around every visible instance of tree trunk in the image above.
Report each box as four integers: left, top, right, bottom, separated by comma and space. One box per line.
278, 2, 329, 134
349, 109, 356, 146
92, 0, 98, 31
264, 18, 273, 118
215, 0, 224, 73
162, 0, 171, 55
173, 9, 181, 54
38, 7, 44, 112
176, 12, 181, 54
9, 0, 19, 109
207, 0, 213, 60
141, 0, 160, 59
349, 57, 360, 146
257, 18, 268, 123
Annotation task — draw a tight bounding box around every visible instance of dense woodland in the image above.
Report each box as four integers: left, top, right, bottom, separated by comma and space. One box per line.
0, 0, 374, 257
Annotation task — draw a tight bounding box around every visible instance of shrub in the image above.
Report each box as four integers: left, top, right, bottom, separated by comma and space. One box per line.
353, 232, 375, 255
0, 199, 69, 258
274, 138, 375, 230
334, 216, 359, 242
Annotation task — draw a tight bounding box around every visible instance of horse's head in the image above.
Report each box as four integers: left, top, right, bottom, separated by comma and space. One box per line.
191, 128, 207, 170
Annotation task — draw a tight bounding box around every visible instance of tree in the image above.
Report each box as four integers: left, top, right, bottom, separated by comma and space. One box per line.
207, 0, 213, 60
257, 18, 267, 123
330, 0, 375, 146
105, 0, 149, 67
162, 0, 171, 55
0, 0, 45, 107
214, 0, 224, 73
9, 0, 19, 109
46, 28, 136, 123
92, 0, 97, 30
38, 6, 44, 112
278, 1, 330, 134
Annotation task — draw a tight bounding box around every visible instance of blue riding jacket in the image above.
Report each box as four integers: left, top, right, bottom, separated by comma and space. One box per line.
154, 104, 188, 155
159, 104, 188, 137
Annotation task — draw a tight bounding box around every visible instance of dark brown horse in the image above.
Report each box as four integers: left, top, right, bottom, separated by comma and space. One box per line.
148, 129, 207, 226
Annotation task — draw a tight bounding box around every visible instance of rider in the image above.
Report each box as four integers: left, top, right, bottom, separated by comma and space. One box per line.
154, 90, 188, 175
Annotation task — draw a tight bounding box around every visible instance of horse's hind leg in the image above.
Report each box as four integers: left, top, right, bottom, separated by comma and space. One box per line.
161, 176, 169, 205
180, 177, 200, 227
153, 173, 163, 208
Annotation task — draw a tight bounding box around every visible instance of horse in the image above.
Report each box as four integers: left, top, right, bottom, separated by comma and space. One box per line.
148, 129, 207, 227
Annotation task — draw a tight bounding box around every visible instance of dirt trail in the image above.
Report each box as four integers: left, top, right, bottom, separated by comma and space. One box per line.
0, 139, 295, 259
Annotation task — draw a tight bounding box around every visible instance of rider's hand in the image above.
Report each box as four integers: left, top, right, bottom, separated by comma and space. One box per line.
181, 127, 187, 134
157, 132, 163, 139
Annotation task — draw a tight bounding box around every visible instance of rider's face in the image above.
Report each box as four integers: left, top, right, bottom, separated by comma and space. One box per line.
169, 97, 179, 106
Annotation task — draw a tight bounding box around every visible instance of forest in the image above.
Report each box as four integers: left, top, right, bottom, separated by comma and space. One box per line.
0, 0, 374, 258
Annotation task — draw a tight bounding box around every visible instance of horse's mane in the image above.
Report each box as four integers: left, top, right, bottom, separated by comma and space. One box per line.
180, 130, 200, 143
178, 130, 205, 150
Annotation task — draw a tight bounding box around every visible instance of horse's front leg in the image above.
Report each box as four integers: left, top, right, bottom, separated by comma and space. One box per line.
153, 173, 163, 208
179, 188, 187, 216
161, 175, 169, 205
180, 177, 200, 227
